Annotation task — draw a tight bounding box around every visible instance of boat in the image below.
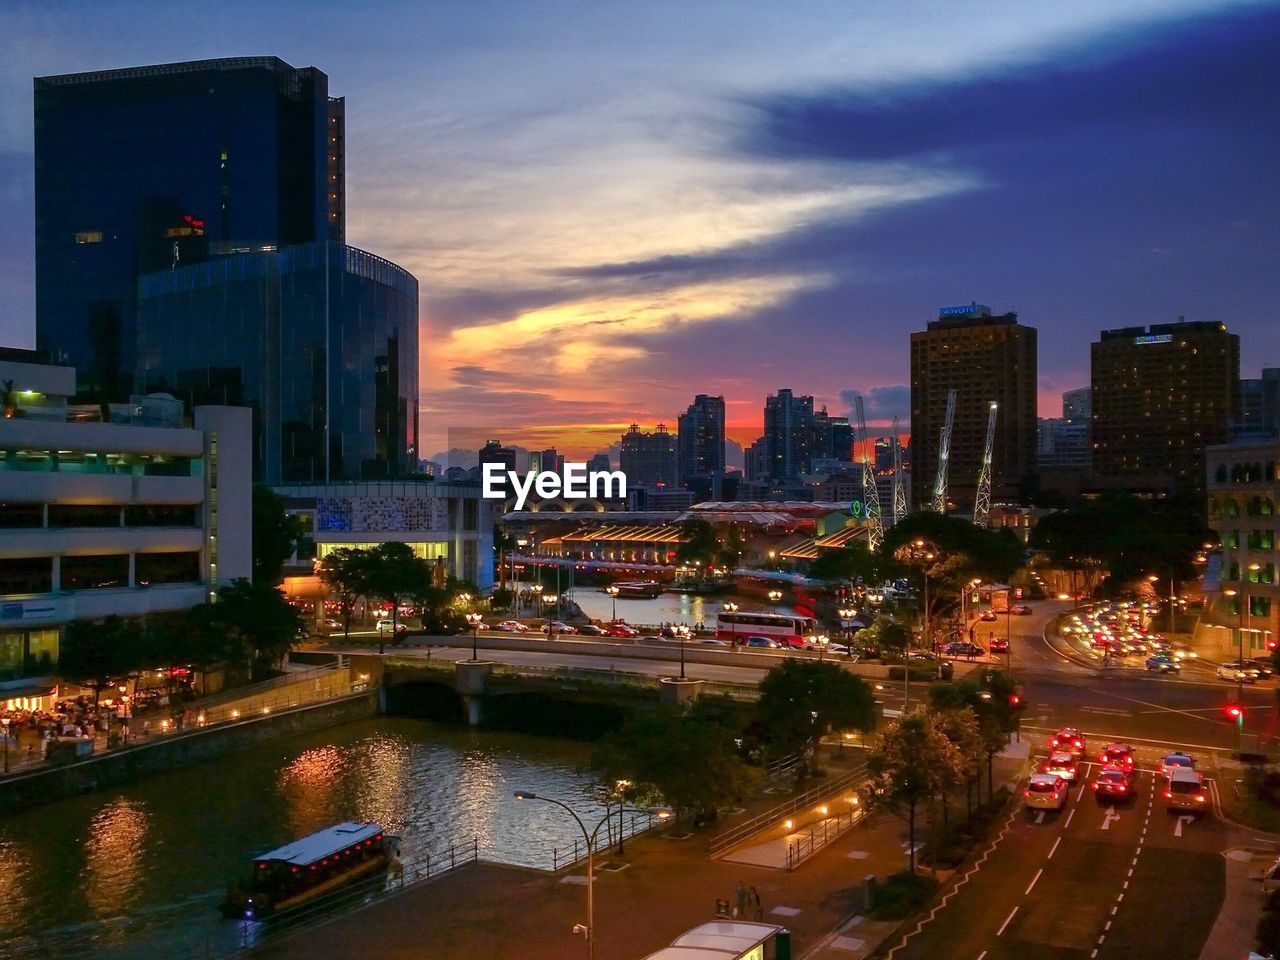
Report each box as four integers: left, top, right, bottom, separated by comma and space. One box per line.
221, 821, 400, 919
611, 580, 663, 598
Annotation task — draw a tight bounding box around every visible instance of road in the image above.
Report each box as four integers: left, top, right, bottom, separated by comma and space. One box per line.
889, 749, 1229, 960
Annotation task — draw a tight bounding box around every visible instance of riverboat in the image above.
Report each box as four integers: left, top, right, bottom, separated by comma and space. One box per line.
611, 580, 663, 598
221, 821, 400, 919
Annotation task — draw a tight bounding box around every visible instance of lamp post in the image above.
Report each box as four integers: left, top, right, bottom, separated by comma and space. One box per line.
768, 589, 783, 608
1, 716, 9, 774
606, 585, 619, 623
466, 612, 483, 662
723, 601, 738, 646
514, 791, 671, 960
1248, 564, 1262, 652
839, 606, 855, 657
1224, 586, 1244, 754
544, 593, 559, 638
905, 539, 937, 712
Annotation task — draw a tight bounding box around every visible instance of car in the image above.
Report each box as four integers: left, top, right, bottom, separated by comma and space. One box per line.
1092, 767, 1134, 803
745, 636, 781, 649
577, 624, 607, 636
1042, 751, 1079, 782
375, 619, 407, 634
988, 638, 1009, 654
320, 618, 342, 631
1246, 659, 1276, 680
943, 641, 985, 658
605, 622, 640, 638
543, 620, 578, 634
1218, 661, 1261, 683
980, 611, 998, 622
496, 620, 528, 633
1159, 752, 1196, 778
1024, 773, 1069, 811
1010, 604, 1032, 615
1050, 728, 1086, 758
1162, 767, 1208, 816
1145, 653, 1182, 673
1169, 642, 1198, 660
695, 637, 730, 646
1099, 742, 1135, 770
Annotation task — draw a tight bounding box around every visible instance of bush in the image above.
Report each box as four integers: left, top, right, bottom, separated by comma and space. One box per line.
1258, 889, 1280, 958
870, 871, 939, 920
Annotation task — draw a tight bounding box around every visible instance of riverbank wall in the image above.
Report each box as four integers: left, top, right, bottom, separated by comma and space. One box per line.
0, 692, 377, 814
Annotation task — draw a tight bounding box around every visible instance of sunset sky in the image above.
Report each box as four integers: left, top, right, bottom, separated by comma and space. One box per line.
1, 0, 1277, 459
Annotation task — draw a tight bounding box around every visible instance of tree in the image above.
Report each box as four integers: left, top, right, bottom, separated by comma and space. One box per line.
363, 542, 432, 653
252, 485, 304, 585
592, 706, 760, 824
206, 578, 301, 678
808, 542, 882, 583
927, 670, 1023, 796
866, 713, 963, 874
754, 660, 878, 772
317, 547, 373, 639
855, 617, 910, 658
59, 616, 143, 703
929, 707, 982, 828
675, 518, 718, 567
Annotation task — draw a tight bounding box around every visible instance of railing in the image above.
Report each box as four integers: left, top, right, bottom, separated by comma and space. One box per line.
709, 762, 868, 857
544, 810, 667, 872
784, 805, 864, 870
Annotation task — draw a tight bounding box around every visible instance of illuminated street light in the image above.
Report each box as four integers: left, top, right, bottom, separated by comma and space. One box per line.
605, 585, 620, 622
466, 612, 484, 662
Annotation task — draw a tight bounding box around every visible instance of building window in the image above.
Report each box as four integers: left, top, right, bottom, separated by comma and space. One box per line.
74, 231, 103, 244
0, 503, 44, 528
124, 505, 198, 527
61, 554, 129, 590
135, 551, 200, 585
47, 504, 122, 527
0, 557, 53, 594
1224, 530, 1240, 549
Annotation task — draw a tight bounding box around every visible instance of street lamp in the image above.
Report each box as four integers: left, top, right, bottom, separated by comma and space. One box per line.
543, 593, 559, 638
902, 540, 937, 712
1224, 586, 1245, 753
466, 612, 484, 662
513, 791, 672, 960
768, 589, 783, 607
605, 585, 620, 623
1, 716, 9, 774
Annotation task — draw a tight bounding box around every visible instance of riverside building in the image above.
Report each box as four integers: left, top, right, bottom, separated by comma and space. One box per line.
0, 355, 251, 710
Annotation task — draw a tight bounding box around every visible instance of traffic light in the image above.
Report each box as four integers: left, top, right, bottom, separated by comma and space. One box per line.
1009, 693, 1023, 708
1014, 587, 1023, 600
1225, 703, 1244, 725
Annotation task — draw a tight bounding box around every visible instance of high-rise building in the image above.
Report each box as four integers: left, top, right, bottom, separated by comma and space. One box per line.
763, 389, 816, 480
35, 57, 345, 398
910, 304, 1038, 508
1239, 369, 1280, 438
619, 423, 678, 485
744, 438, 767, 481
677, 394, 726, 485
1091, 321, 1240, 493
1037, 418, 1090, 469
587, 452, 612, 473
478, 440, 519, 474
530, 448, 565, 473
38, 58, 419, 483
1062, 387, 1091, 422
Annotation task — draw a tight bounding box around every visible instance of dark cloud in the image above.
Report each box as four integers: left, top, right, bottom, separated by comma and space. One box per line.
840, 385, 910, 428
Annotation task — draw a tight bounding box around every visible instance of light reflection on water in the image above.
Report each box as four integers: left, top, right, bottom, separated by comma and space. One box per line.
0, 718, 608, 958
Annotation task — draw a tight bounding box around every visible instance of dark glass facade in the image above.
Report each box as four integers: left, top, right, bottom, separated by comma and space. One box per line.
136, 242, 418, 483
34, 57, 342, 398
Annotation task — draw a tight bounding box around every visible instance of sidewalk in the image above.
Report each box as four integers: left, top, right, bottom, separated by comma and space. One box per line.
255, 751, 1031, 960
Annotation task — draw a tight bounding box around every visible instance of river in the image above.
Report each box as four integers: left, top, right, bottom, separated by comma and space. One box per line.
0, 718, 612, 959
563, 587, 800, 628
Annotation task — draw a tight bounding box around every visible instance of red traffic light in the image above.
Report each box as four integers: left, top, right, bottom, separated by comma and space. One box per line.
1225, 704, 1243, 722
1009, 694, 1023, 707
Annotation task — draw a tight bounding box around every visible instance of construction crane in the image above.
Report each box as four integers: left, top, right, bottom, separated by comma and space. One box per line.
929, 389, 957, 514
973, 401, 998, 528
855, 394, 884, 550
891, 415, 907, 525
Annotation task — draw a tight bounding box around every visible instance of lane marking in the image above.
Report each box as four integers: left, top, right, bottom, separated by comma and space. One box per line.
1025, 868, 1043, 895
997, 906, 1019, 936
1065, 808, 1076, 829
1101, 808, 1121, 831
1035, 810, 1046, 824
1048, 836, 1062, 859
1175, 815, 1194, 837
977, 953, 987, 960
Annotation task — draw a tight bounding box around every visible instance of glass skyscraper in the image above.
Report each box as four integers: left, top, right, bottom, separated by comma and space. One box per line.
35, 57, 419, 481
35, 57, 344, 398
137, 242, 418, 483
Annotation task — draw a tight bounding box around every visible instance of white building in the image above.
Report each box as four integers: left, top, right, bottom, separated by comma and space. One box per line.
0, 356, 251, 709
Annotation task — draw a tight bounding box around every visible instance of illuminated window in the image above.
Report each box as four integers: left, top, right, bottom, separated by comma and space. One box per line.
75, 231, 103, 244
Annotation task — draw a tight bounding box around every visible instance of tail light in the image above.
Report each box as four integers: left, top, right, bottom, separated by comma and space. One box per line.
1090, 781, 1098, 790
1023, 790, 1030, 798
1163, 790, 1173, 799
1074, 740, 1083, 748
1117, 785, 1127, 792
1195, 794, 1206, 803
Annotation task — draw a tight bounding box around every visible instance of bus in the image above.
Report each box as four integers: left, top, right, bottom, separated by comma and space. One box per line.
716, 612, 818, 648
640, 921, 791, 960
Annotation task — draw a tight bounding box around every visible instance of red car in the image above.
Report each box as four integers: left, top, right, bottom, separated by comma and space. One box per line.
1050, 727, 1086, 758
1091, 767, 1133, 803
605, 622, 639, 638
1098, 742, 1135, 771
989, 638, 1009, 654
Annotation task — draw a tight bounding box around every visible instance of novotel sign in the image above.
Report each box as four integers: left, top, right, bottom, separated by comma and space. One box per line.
938, 303, 991, 318
1134, 334, 1173, 345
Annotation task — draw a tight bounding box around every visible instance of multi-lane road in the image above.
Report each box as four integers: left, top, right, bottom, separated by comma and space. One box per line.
889, 747, 1228, 960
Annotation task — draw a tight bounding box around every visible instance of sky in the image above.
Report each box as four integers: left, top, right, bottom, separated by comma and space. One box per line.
1, 0, 1278, 460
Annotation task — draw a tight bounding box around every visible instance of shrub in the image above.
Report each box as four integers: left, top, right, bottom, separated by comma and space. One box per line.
869, 871, 939, 920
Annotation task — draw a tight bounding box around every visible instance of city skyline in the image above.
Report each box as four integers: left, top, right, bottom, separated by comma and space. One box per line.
2, 1, 1279, 458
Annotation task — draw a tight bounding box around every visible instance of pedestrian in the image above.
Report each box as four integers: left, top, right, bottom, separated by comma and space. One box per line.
749, 886, 762, 921
735, 880, 748, 920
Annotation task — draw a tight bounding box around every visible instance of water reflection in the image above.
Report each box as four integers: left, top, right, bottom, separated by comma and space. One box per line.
0, 836, 31, 936
352, 735, 412, 832
280, 744, 348, 836
83, 798, 149, 920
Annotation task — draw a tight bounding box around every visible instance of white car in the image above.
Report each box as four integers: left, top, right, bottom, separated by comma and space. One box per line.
1218, 661, 1260, 683
376, 619, 407, 634
1024, 774, 1068, 811
496, 620, 528, 633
